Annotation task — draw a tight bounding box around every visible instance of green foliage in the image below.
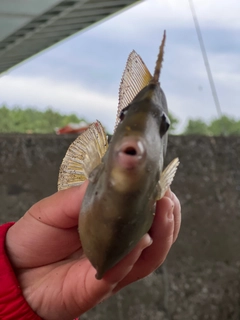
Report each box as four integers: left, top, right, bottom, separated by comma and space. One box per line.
1, 105, 239, 136
0, 105, 180, 134
209, 116, 240, 136
183, 115, 240, 136
0, 105, 85, 133
183, 119, 210, 135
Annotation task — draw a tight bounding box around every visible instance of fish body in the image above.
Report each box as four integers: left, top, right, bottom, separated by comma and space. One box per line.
80, 83, 169, 279
58, 31, 179, 279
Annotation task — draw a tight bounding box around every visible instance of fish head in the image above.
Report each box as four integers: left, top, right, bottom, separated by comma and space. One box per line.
106, 81, 170, 194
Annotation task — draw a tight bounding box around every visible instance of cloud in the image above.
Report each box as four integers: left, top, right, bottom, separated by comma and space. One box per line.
91, 0, 240, 43
0, 0, 239, 134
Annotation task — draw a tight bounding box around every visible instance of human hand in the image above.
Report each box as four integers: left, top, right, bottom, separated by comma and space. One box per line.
5, 182, 181, 320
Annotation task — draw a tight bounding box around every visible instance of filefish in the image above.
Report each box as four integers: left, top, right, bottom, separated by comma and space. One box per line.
58, 31, 179, 280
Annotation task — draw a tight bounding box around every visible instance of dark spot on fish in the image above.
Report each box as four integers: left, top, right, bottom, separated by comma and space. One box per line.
95, 191, 98, 196
39, 217, 41, 220
149, 83, 156, 90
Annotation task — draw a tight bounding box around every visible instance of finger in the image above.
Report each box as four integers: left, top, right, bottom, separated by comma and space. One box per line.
146, 196, 175, 264
28, 181, 88, 228
164, 189, 181, 243
76, 234, 153, 314
6, 182, 88, 268
164, 188, 172, 199
171, 192, 181, 243
113, 196, 175, 292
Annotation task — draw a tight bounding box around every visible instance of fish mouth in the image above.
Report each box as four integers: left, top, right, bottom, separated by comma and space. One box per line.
115, 137, 146, 170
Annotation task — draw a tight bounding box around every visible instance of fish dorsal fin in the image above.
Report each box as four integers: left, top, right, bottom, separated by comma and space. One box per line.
58, 121, 108, 191
150, 30, 166, 85
156, 157, 180, 200
114, 50, 152, 131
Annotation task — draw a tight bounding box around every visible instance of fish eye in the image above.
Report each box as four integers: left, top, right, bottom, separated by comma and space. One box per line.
160, 112, 170, 137
119, 106, 129, 122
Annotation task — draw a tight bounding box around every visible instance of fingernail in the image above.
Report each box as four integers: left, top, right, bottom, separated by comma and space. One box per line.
167, 202, 174, 221
143, 233, 153, 248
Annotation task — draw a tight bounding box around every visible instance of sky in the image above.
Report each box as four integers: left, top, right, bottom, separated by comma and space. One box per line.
0, 0, 239, 133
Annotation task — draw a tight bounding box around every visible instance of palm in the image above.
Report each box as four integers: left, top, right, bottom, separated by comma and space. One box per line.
6, 183, 181, 320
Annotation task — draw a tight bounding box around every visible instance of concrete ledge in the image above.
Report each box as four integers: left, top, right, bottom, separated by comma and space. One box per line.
1, 134, 240, 319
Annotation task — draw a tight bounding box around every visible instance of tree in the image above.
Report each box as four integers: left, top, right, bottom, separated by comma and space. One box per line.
183, 115, 240, 136
0, 105, 87, 133
183, 119, 210, 135
209, 116, 240, 136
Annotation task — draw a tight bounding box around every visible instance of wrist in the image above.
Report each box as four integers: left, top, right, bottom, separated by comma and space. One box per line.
0, 223, 42, 320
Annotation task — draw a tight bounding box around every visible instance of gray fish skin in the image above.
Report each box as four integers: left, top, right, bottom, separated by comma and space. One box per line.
79, 83, 169, 279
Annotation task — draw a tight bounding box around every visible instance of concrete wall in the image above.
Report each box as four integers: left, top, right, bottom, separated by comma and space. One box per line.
1, 134, 240, 319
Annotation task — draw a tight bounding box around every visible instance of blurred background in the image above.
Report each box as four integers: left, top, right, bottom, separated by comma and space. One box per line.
0, 0, 239, 135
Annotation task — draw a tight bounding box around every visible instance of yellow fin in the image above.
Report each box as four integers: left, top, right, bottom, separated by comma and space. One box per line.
156, 157, 180, 200
114, 50, 152, 131
58, 121, 108, 191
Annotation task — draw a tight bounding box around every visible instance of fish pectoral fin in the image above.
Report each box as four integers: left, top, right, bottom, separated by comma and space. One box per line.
156, 157, 180, 200
58, 121, 108, 191
114, 51, 152, 131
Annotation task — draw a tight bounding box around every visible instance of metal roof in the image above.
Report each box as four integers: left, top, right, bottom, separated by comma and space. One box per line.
0, 0, 141, 74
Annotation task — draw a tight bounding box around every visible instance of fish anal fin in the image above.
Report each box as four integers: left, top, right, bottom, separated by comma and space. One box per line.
156, 157, 180, 200
115, 50, 152, 131
58, 121, 108, 191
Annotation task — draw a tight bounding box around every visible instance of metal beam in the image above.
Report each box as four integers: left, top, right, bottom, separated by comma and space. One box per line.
0, 0, 141, 74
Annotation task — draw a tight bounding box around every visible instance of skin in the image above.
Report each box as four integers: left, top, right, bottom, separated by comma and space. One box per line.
5, 181, 181, 320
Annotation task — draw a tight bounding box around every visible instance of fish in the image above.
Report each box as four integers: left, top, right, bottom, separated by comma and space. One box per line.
58, 31, 179, 280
